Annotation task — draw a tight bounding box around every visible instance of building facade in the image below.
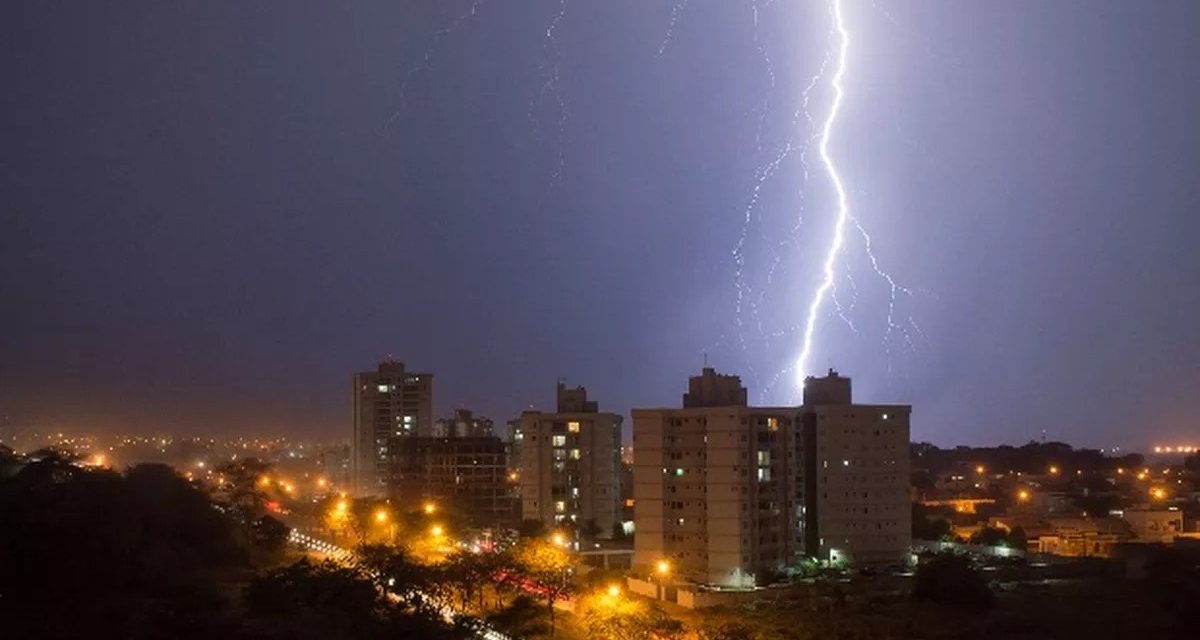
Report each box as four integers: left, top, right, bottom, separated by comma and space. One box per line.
351, 360, 434, 496
633, 368, 910, 587
386, 435, 517, 529
518, 383, 622, 540
434, 409, 494, 438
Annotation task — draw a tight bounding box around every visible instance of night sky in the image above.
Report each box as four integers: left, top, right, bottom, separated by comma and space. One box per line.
3, 1, 1199, 447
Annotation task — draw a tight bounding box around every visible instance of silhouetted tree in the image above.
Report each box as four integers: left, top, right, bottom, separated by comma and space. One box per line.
517, 518, 547, 538
913, 553, 995, 609
486, 594, 549, 638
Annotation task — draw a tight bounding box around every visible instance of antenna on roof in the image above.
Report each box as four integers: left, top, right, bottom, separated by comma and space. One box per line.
702, 351, 708, 368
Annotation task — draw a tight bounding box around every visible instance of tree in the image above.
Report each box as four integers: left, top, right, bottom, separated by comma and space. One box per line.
518, 518, 548, 538
581, 518, 603, 541
1008, 525, 1028, 550
913, 553, 995, 609
1143, 546, 1200, 621
245, 557, 472, 640
357, 544, 436, 613
486, 594, 549, 638
213, 458, 273, 545
443, 548, 490, 611
969, 526, 1008, 547
698, 620, 762, 640
580, 593, 682, 640
0, 460, 244, 637
513, 538, 577, 636
245, 559, 382, 639
912, 502, 953, 541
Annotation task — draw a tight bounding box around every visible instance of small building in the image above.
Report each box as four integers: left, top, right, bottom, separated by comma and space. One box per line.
1120, 508, 1184, 543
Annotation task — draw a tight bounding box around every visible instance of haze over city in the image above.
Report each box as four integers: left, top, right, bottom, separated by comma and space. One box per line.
4, 0, 1199, 447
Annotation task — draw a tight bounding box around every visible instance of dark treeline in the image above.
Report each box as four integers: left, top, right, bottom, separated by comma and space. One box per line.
0, 447, 472, 640
911, 441, 1145, 477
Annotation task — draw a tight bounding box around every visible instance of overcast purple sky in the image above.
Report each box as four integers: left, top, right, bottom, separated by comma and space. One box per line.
3, 1, 1198, 447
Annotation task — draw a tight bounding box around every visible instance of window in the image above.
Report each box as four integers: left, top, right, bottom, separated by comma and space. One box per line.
569, 449, 580, 459
377, 384, 390, 393
675, 468, 685, 476
568, 421, 580, 433
757, 450, 771, 465
555, 501, 565, 513
552, 435, 566, 447
767, 417, 779, 432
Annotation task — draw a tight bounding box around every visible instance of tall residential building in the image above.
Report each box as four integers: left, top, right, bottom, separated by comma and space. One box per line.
518, 383, 622, 540
633, 368, 910, 587
434, 409, 495, 438
351, 360, 433, 496
386, 435, 517, 529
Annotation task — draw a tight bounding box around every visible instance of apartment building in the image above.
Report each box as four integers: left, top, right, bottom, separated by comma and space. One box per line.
518, 383, 622, 540
351, 359, 433, 496
633, 368, 910, 587
386, 435, 517, 529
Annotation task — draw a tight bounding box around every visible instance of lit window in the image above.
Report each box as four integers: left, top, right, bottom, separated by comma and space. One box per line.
675, 468, 685, 476
403, 415, 414, 424
767, 417, 779, 432
758, 468, 771, 482
842, 460, 850, 467
881, 413, 890, 420
555, 501, 566, 513
757, 450, 771, 465
568, 421, 580, 433
552, 435, 566, 447
569, 449, 581, 459
377, 385, 389, 393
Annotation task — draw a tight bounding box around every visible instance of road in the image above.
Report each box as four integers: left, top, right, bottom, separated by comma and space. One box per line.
287, 530, 511, 640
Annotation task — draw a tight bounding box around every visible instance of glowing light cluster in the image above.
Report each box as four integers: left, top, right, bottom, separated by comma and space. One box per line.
1154, 445, 1198, 454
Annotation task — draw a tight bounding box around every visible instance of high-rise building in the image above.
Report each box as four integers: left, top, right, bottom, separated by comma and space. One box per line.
351, 359, 433, 496
386, 435, 517, 529
518, 383, 622, 540
434, 409, 494, 438
633, 368, 910, 587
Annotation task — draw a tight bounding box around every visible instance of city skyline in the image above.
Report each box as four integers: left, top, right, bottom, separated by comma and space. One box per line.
4, 1, 1200, 447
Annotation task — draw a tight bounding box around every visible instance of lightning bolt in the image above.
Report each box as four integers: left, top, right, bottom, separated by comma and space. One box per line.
384, 0, 489, 129
795, 0, 850, 386
531, 0, 569, 187
658, 0, 692, 56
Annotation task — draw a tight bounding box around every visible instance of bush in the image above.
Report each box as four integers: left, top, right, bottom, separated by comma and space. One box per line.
913, 553, 995, 609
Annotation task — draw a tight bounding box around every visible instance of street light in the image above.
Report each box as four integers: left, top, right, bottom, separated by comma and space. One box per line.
431, 525, 444, 538
423, 502, 436, 515
552, 533, 565, 547
656, 560, 670, 576
375, 509, 388, 523
1018, 490, 1030, 502
607, 584, 621, 598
